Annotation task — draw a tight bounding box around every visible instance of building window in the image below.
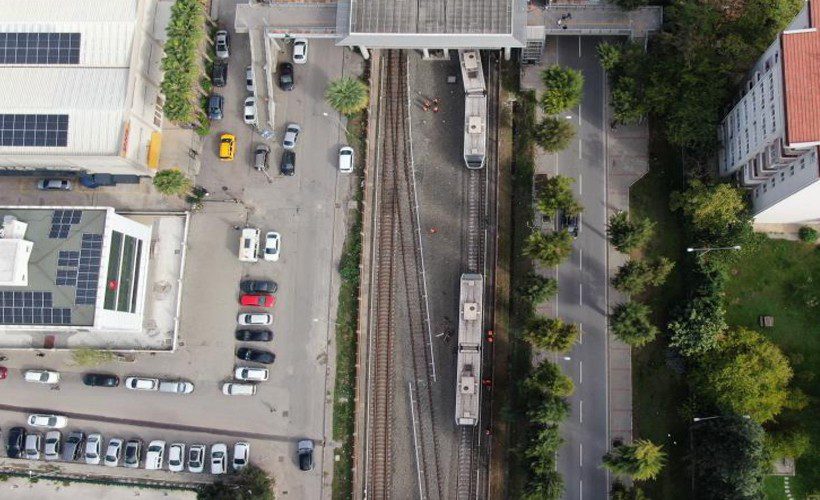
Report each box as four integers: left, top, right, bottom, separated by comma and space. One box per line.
0, 32, 81, 65
790, 165, 795, 175
780, 172, 785, 181
0, 114, 69, 147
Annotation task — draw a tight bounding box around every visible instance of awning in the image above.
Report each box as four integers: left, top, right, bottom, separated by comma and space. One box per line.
147, 131, 163, 169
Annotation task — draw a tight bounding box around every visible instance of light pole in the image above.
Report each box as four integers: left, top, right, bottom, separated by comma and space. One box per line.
689, 414, 751, 495
686, 245, 741, 255
321, 111, 352, 139
692, 414, 750, 422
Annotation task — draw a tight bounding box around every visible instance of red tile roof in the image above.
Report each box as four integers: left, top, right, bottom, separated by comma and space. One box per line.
782, 0, 820, 145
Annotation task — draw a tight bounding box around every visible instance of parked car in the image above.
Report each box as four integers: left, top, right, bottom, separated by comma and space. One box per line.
0, 366, 6, 379
207, 94, 224, 121
168, 443, 186, 472
338, 146, 355, 173
37, 179, 71, 191
559, 211, 580, 238
245, 65, 255, 92
235, 329, 273, 342
264, 231, 281, 262
158, 380, 195, 394
6, 427, 25, 458
62, 431, 84, 461
212, 62, 228, 87
125, 377, 159, 391
24, 433, 41, 460
210, 443, 228, 474
83, 373, 120, 387
105, 438, 123, 467
188, 444, 206, 473
253, 144, 270, 171
85, 433, 102, 465
240, 280, 278, 294
222, 382, 258, 396
292, 38, 308, 64
219, 133, 236, 161
298, 439, 315, 471
282, 123, 300, 149
238, 227, 260, 263
240, 294, 275, 307
232, 442, 250, 471
24, 369, 60, 384
215, 30, 230, 59
236, 347, 275, 365
27, 414, 68, 429
278, 62, 294, 90
280, 150, 296, 176
145, 440, 166, 470
237, 313, 272, 326
243, 97, 257, 125
124, 439, 143, 468
234, 366, 270, 382
44, 431, 61, 460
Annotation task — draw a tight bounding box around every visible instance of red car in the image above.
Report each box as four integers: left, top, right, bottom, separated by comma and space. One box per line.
240, 294, 275, 307
0, 366, 7, 380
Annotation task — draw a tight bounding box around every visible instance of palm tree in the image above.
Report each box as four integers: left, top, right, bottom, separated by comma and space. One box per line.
326, 77, 370, 116
602, 439, 666, 481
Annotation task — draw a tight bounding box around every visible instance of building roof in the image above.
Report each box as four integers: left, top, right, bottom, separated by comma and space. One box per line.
349, 0, 512, 35
782, 0, 820, 146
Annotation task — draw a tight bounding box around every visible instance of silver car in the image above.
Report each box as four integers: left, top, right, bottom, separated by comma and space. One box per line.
44, 431, 61, 460
104, 438, 123, 467
24, 433, 41, 460
215, 30, 229, 59
282, 123, 301, 150
188, 444, 206, 473
210, 443, 228, 474
245, 65, 255, 92
85, 433, 102, 465
158, 380, 195, 394
254, 144, 270, 171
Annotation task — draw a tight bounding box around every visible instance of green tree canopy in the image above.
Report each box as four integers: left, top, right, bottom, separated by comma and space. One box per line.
160, 0, 208, 125
668, 295, 727, 357
524, 360, 575, 398
611, 258, 674, 295
610, 301, 658, 347
197, 464, 274, 500
596, 42, 622, 72
525, 316, 579, 352
607, 211, 655, 253
611, 483, 648, 500
517, 273, 558, 305
535, 175, 581, 217
611, 76, 647, 125
765, 426, 811, 460
153, 168, 193, 196
524, 230, 574, 267
533, 116, 575, 153
325, 77, 370, 116
694, 327, 792, 422
798, 225, 818, 243
529, 395, 570, 425
602, 439, 666, 481
670, 180, 750, 244
539, 65, 584, 114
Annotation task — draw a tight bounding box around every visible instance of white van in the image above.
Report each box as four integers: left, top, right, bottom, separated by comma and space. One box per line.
222, 383, 257, 396
238, 228, 260, 263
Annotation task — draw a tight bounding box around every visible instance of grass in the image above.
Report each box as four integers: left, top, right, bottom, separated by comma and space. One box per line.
722, 237, 820, 499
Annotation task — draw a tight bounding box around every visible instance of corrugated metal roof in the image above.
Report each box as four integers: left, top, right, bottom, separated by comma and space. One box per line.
350, 0, 512, 35
782, 0, 820, 145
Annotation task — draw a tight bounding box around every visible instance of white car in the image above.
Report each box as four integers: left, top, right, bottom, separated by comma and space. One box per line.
282, 123, 301, 150
85, 433, 103, 465
243, 97, 256, 125
104, 438, 123, 467
292, 38, 308, 64
234, 366, 269, 382
24, 370, 60, 384
215, 30, 229, 59
168, 443, 186, 472
264, 231, 281, 262
188, 444, 206, 473
27, 414, 68, 429
245, 65, 255, 92
44, 431, 61, 460
222, 382, 258, 396
237, 313, 272, 326
338, 146, 354, 173
232, 442, 250, 471
24, 433, 41, 460
158, 380, 195, 394
37, 179, 72, 191
145, 440, 165, 470
125, 377, 159, 391
210, 443, 228, 474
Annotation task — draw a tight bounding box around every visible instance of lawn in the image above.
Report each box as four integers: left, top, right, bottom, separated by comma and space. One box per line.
723, 237, 820, 499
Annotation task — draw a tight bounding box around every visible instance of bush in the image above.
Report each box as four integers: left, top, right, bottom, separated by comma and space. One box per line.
766, 427, 811, 460
533, 116, 575, 152
525, 316, 579, 352
197, 464, 274, 500
70, 348, 114, 367
539, 65, 584, 114
798, 226, 818, 243
610, 301, 658, 347
523, 230, 574, 267
607, 212, 654, 253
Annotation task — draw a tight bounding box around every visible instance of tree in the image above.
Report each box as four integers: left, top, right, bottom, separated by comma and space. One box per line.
70, 348, 114, 367
798, 225, 818, 243
535, 175, 581, 217
153, 168, 192, 196
539, 65, 584, 114
611, 76, 647, 125
670, 180, 750, 244
611, 483, 649, 500
610, 301, 658, 347
602, 439, 666, 481
596, 42, 621, 72
529, 395, 570, 425
533, 116, 575, 152
607, 212, 654, 253
160, 0, 209, 125
325, 77, 369, 116
765, 427, 810, 460
525, 316, 579, 352
524, 469, 564, 500
524, 230, 574, 266
517, 273, 558, 305
611, 258, 674, 294
691, 415, 768, 499
668, 294, 727, 356
524, 360, 575, 398
198, 464, 274, 500
694, 327, 792, 422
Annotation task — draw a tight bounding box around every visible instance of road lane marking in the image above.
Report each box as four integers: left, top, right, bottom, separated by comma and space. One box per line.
578, 104, 582, 125
580, 480, 583, 500
579, 173, 583, 195
579, 361, 583, 384
578, 36, 582, 57
579, 283, 583, 305
579, 399, 583, 423
579, 323, 583, 344
579, 248, 583, 270
579, 443, 583, 467
579, 138, 583, 159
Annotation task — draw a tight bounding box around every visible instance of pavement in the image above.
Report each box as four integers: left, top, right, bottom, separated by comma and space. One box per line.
0, 476, 195, 500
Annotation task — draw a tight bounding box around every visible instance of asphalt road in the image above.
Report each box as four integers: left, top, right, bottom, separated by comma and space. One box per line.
549, 35, 610, 500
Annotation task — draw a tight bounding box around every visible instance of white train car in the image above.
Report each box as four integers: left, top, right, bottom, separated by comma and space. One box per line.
463, 94, 487, 170
455, 273, 484, 426
459, 49, 486, 95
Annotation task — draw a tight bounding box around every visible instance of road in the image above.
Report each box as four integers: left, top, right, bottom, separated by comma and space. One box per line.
549, 35, 610, 500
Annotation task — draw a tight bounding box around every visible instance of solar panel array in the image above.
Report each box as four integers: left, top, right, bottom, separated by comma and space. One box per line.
0, 32, 81, 65
56, 269, 77, 287
57, 250, 79, 267
49, 209, 82, 239
75, 233, 102, 305
0, 291, 71, 325
0, 114, 69, 147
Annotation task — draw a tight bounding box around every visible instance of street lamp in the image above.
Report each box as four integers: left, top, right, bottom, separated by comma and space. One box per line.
692, 414, 750, 422
686, 245, 741, 255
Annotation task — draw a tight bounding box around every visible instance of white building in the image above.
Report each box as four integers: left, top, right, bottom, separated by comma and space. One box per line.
0, 207, 152, 334
717, 0, 820, 223
0, 0, 166, 176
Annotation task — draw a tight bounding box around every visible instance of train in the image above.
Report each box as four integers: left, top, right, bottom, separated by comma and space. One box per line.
455, 273, 484, 426
459, 49, 486, 95
459, 49, 488, 170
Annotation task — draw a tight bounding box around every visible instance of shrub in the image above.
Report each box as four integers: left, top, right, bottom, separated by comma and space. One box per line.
798, 225, 818, 243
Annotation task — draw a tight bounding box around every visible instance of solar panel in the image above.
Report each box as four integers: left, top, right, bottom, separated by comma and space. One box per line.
57, 250, 80, 267
74, 233, 102, 306
56, 269, 77, 286
0, 114, 69, 147
0, 32, 81, 65
0, 291, 71, 325
48, 210, 82, 239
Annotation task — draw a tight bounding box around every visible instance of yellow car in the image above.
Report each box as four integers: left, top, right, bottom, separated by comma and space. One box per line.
219, 133, 236, 161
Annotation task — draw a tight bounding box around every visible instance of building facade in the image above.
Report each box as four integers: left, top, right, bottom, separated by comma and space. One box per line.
717, 0, 820, 223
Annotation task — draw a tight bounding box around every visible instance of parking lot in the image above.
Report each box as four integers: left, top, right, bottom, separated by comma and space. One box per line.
0, 0, 363, 496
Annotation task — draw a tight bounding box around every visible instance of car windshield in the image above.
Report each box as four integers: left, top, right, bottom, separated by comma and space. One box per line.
281, 73, 293, 83
106, 454, 116, 461
213, 452, 224, 459
148, 446, 161, 452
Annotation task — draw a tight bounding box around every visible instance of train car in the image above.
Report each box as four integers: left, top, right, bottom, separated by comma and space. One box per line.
455, 273, 484, 426
459, 49, 486, 95
463, 94, 487, 170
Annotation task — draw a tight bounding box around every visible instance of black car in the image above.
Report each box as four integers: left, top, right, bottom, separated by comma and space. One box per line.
235, 329, 273, 342
278, 62, 294, 91
280, 150, 296, 176
83, 373, 120, 387
240, 280, 278, 294
212, 62, 228, 87
559, 212, 580, 238
236, 347, 275, 364
62, 431, 84, 461
298, 439, 314, 471
6, 427, 25, 458
124, 439, 143, 468
207, 94, 224, 121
